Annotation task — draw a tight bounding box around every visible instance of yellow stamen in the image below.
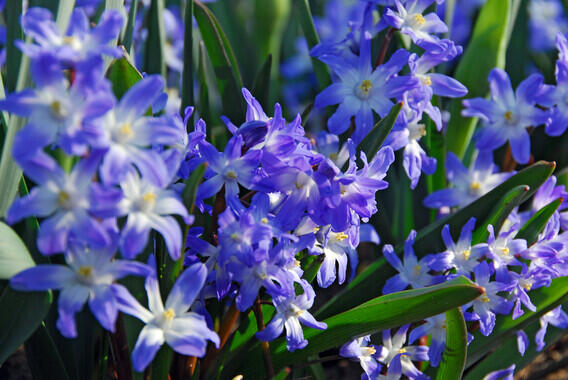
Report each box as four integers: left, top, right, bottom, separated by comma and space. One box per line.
78, 266, 93, 277
504, 111, 514, 121
398, 348, 407, 354
260, 217, 268, 224
120, 123, 134, 137
413, 14, 426, 27
470, 181, 482, 191
143, 192, 156, 205
413, 264, 421, 274
57, 190, 70, 207
226, 170, 237, 180
463, 249, 471, 260
313, 227, 320, 233
162, 308, 175, 321
422, 76, 432, 86
501, 247, 510, 256
50, 100, 65, 119
481, 294, 491, 303
523, 282, 532, 291
336, 232, 349, 241
359, 79, 373, 94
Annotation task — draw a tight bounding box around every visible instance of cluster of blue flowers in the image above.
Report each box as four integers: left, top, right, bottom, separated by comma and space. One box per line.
4, 0, 568, 379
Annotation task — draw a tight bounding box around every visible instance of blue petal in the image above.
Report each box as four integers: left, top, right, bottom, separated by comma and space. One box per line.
131, 325, 165, 372
10, 265, 75, 290
165, 263, 207, 313
89, 285, 118, 332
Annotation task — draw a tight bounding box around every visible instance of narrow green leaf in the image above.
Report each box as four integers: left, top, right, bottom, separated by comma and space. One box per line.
464, 310, 566, 379
145, 0, 166, 77
303, 255, 323, 284
515, 198, 563, 244
0, 222, 35, 279
225, 277, 483, 378
466, 276, 568, 367
5, 0, 23, 94
316, 161, 554, 320
294, 0, 331, 89
194, 0, 244, 124
182, 163, 207, 214
55, 0, 77, 33
150, 345, 173, 380
471, 185, 529, 244
24, 323, 70, 380
445, 0, 511, 158
252, 54, 273, 111
0, 287, 52, 364
505, 0, 529, 87
180, 0, 194, 120
197, 41, 213, 126
106, 54, 144, 99
435, 308, 467, 380
272, 367, 291, 380
359, 102, 402, 161
122, 0, 139, 54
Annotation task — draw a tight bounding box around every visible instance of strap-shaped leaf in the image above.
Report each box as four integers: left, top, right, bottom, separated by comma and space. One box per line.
445, 0, 511, 158
252, 54, 273, 111
24, 323, 70, 380
144, 0, 166, 77
515, 198, 563, 244
0, 222, 35, 279
471, 185, 529, 244
435, 308, 467, 380
180, 0, 194, 118
294, 0, 331, 89
316, 161, 554, 320
464, 305, 566, 379
466, 276, 568, 367
359, 102, 402, 162
106, 54, 143, 99
224, 277, 483, 378
194, 0, 244, 124
0, 286, 52, 364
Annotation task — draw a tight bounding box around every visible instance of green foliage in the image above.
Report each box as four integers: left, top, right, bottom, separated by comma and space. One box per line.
225, 277, 483, 378
359, 102, 403, 161
445, 0, 511, 158
435, 308, 468, 380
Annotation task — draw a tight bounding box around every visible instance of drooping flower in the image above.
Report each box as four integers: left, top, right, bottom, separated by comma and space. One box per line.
340, 335, 382, 380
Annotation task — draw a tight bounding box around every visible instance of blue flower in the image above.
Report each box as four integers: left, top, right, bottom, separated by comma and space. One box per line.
382, 0, 448, 48
114, 261, 220, 372
382, 230, 433, 293
7, 150, 109, 254
17, 7, 123, 65
340, 335, 382, 380
256, 280, 326, 352
10, 239, 152, 338
424, 151, 513, 209
315, 16, 418, 143
376, 324, 429, 379
462, 68, 549, 164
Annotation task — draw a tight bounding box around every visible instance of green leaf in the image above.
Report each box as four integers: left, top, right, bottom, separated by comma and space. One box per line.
0, 222, 35, 279
182, 163, 207, 214
464, 309, 566, 379
106, 54, 144, 99
435, 308, 467, 380
471, 185, 529, 244
180, 0, 194, 119
5, 0, 23, 93
359, 102, 403, 162
294, 0, 331, 89
445, 0, 511, 158
194, 0, 244, 125
24, 323, 70, 380
225, 277, 483, 378
466, 276, 568, 367
316, 161, 554, 320
515, 198, 563, 244
252, 54, 273, 111
505, 0, 529, 87
0, 286, 52, 364
122, 0, 139, 54
145, 0, 166, 77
